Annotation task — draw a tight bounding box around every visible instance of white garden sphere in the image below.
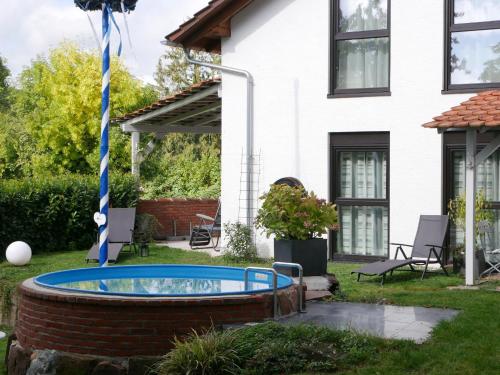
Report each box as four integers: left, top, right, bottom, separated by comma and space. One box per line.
6, 241, 32, 266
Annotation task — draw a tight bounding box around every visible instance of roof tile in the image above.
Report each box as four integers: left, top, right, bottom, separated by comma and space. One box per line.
423, 90, 500, 130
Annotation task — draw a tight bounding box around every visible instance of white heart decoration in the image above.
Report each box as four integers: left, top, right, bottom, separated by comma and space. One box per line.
93, 212, 107, 226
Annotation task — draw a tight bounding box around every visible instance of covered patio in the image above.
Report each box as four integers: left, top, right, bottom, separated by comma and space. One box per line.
424, 90, 500, 285
114, 78, 221, 177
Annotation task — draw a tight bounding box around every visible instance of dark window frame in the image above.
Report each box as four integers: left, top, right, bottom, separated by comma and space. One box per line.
329, 132, 390, 261
328, 0, 391, 98
443, 0, 500, 93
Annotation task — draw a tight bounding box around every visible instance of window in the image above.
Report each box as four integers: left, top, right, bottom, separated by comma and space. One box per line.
330, 132, 389, 260
444, 0, 500, 92
444, 132, 500, 258
329, 0, 391, 97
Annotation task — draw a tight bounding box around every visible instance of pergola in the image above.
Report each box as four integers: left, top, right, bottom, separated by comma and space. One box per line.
424, 90, 500, 285
114, 78, 221, 176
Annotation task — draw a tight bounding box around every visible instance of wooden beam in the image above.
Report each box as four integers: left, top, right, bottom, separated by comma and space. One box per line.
206, 21, 231, 37
181, 0, 253, 51
119, 85, 219, 131
155, 125, 221, 135
151, 101, 220, 127
465, 128, 477, 286
475, 133, 500, 166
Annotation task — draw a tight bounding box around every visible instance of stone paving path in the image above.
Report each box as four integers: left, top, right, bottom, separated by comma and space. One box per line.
279, 301, 459, 343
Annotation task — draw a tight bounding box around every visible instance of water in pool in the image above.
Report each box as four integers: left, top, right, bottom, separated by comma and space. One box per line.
58, 278, 269, 295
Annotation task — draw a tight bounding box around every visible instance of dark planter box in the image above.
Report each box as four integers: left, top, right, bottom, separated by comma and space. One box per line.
274, 239, 327, 276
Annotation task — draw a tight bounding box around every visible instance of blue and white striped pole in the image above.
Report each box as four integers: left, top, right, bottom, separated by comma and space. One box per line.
99, 3, 111, 267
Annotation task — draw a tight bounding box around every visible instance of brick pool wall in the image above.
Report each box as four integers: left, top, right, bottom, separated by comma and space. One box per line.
16, 280, 300, 357
137, 198, 218, 239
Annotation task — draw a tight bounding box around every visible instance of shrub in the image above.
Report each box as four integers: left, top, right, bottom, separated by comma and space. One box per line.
223, 222, 258, 261
255, 184, 338, 240
0, 173, 138, 254
156, 323, 379, 375
134, 213, 163, 243
155, 329, 242, 375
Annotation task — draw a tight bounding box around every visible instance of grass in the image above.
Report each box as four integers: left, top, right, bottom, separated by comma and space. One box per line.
327, 263, 500, 375
1, 246, 499, 374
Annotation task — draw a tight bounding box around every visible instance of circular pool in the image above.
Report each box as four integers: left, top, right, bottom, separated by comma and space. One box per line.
15, 265, 301, 358
34, 264, 294, 296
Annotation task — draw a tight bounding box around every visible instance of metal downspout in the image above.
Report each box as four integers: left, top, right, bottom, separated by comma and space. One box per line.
183, 48, 255, 231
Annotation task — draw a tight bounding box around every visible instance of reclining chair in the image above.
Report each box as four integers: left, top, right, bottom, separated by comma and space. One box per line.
86, 207, 136, 263
352, 215, 449, 285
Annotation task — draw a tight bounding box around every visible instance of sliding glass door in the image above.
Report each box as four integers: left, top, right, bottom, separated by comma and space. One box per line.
330, 133, 389, 260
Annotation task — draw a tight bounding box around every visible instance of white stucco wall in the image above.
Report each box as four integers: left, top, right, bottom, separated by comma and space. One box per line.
219, 0, 472, 258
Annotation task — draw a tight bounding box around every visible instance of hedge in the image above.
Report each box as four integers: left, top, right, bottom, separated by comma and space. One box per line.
0, 174, 138, 254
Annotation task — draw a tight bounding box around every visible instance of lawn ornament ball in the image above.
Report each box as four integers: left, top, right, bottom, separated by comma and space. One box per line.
6, 241, 32, 266
74, 0, 139, 267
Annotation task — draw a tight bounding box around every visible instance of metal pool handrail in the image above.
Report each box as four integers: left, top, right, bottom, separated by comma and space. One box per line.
272, 262, 305, 313
244, 267, 278, 319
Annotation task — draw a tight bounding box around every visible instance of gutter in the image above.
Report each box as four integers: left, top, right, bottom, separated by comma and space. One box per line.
162, 41, 255, 231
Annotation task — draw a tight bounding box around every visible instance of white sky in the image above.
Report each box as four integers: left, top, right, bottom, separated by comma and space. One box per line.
0, 0, 208, 84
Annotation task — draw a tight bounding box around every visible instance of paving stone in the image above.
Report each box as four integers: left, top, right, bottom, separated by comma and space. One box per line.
279, 301, 459, 343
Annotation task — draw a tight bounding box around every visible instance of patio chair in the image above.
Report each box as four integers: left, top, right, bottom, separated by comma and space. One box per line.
478, 221, 500, 277
85, 207, 137, 263
189, 201, 221, 250
352, 215, 449, 285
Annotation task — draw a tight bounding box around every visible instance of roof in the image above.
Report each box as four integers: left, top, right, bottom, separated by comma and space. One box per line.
116, 78, 221, 135
423, 90, 500, 130
166, 0, 254, 53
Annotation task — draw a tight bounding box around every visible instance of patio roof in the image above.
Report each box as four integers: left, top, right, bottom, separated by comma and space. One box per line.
115, 78, 221, 135
423, 89, 500, 286
423, 90, 500, 132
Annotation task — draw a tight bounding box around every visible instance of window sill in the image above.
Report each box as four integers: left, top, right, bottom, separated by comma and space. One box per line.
442, 84, 500, 94
327, 91, 391, 99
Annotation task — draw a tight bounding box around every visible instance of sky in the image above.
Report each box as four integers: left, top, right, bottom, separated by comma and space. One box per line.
0, 0, 208, 84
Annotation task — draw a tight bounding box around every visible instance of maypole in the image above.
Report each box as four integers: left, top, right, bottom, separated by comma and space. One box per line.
99, 3, 111, 266
75, 0, 138, 266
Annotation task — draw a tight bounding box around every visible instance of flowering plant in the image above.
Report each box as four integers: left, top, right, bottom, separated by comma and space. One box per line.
255, 184, 338, 240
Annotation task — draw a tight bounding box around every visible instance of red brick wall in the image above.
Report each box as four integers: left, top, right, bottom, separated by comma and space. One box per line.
16, 281, 300, 357
137, 198, 218, 238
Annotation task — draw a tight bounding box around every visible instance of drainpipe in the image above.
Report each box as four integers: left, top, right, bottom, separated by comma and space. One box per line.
177, 46, 255, 231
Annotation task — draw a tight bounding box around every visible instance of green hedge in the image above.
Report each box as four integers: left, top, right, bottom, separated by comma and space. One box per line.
0, 174, 138, 254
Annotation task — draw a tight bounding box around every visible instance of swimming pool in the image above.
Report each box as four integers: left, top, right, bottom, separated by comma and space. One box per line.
34, 265, 294, 297
17, 264, 301, 358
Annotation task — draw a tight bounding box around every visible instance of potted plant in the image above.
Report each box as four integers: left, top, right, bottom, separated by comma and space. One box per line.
448, 190, 492, 276
255, 184, 338, 276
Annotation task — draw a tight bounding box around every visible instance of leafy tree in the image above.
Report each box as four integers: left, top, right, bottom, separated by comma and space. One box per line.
0, 55, 10, 111
154, 46, 220, 96
480, 42, 500, 83
138, 46, 221, 199
13, 42, 158, 176
141, 137, 221, 199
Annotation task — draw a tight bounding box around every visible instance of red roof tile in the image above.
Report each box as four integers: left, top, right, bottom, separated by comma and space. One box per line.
423, 91, 500, 129
114, 78, 220, 123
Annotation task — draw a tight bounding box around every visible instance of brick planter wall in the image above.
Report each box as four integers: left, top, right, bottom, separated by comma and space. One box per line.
137, 198, 218, 239
15, 279, 300, 358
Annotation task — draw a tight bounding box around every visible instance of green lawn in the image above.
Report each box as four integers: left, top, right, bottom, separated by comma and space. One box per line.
1, 246, 499, 374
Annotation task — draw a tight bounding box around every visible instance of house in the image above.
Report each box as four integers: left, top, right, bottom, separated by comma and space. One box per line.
120, 0, 500, 265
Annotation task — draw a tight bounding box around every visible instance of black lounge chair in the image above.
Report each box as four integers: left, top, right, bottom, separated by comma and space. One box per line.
352, 215, 449, 285
86, 207, 136, 263
189, 201, 221, 250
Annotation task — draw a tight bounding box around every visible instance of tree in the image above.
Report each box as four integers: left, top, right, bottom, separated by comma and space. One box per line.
140, 46, 222, 199
480, 42, 500, 83
13, 42, 158, 176
154, 47, 220, 96
0, 55, 10, 111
